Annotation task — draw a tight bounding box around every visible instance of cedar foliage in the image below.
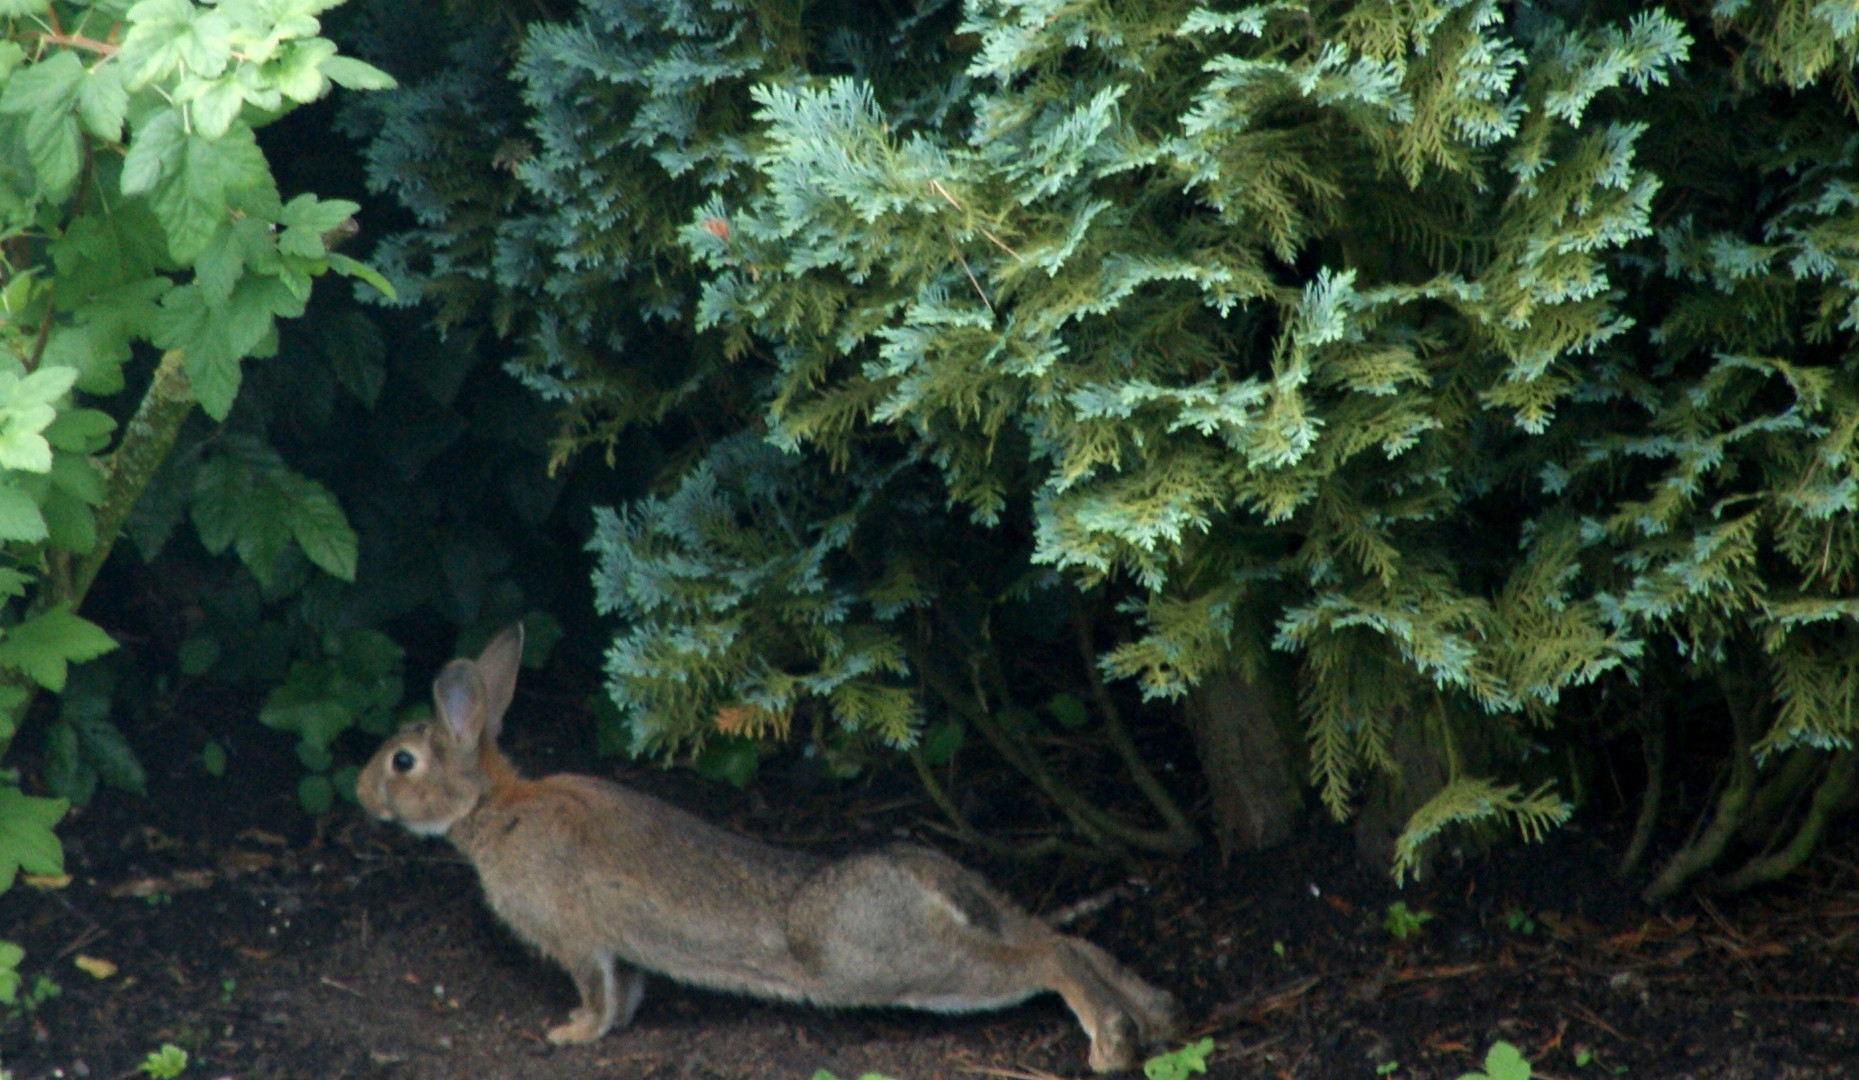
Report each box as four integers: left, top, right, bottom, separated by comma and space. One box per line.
352, 0, 1859, 893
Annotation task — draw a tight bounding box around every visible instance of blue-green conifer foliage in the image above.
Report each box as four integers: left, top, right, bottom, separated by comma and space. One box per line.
353, 0, 1859, 888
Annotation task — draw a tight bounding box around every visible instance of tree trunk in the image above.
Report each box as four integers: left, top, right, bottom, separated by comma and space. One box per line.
1184, 666, 1302, 862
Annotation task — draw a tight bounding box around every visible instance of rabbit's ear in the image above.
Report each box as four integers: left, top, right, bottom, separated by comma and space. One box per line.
474, 624, 524, 743
433, 659, 487, 754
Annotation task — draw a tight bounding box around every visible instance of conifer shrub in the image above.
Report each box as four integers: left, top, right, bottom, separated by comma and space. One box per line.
351, 0, 1859, 893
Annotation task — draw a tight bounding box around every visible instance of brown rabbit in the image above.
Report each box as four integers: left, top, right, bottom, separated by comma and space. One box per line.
357, 625, 1179, 1072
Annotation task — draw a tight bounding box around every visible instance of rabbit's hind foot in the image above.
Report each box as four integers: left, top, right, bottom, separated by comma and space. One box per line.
546, 1006, 606, 1046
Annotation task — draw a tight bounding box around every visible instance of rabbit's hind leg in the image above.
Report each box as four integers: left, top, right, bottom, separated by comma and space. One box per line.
1062, 936, 1180, 1045
1031, 940, 1152, 1073
546, 951, 639, 1045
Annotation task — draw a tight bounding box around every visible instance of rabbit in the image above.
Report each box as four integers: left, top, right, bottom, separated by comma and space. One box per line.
356, 625, 1180, 1072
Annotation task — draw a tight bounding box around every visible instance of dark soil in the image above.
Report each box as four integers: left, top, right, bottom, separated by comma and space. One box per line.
3, 670, 1858, 1080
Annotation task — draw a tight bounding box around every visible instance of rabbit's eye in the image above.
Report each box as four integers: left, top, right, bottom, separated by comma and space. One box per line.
391, 749, 417, 773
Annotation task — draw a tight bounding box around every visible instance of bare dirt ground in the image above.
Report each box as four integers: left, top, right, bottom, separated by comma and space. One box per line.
3, 673, 1858, 1080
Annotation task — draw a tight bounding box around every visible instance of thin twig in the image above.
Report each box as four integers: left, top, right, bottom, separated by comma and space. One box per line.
1044, 883, 1133, 927
319, 976, 366, 998
954, 249, 994, 313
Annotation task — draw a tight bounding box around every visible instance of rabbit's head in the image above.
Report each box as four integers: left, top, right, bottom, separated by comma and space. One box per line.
358, 625, 524, 836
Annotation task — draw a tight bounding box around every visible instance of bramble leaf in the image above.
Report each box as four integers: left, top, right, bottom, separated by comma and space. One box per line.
0, 786, 66, 892
0, 605, 118, 692
279, 471, 358, 581
319, 55, 396, 91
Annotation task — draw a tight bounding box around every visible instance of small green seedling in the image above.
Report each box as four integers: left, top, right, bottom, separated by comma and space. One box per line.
201, 740, 227, 777
138, 1044, 188, 1079
1458, 1040, 1531, 1080
1383, 902, 1436, 941
219, 977, 237, 1004
1503, 908, 1537, 935
1144, 1037, 1214, 1080
1272, 940, 1286, 957
6, 972, 60, 1019
143, 891, 173, 908
1377, 1061, 1401, 1075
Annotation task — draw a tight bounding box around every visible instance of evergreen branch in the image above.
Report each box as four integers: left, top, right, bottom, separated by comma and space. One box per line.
1391, 776, 1572, 886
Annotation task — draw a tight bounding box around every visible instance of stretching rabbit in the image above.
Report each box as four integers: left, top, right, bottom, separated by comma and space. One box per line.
357, 625, 1179, 1072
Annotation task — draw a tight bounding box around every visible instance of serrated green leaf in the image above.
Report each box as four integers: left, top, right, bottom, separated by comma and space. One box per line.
50, 210, 168, 306
41, 272, 169, 392
0, 568, 31, 602
918, 719, 964, 766
1045, 692, 1089, 729
318, 309, 385, 408
261, 659, 355, 748
151, 281, 280, 419
121, 109, 185, 196
1480, 1041, 1531, 1080
178, 635, 220, 676
280, 193, 359, 233
42, 486, 98, 553
192, 224, 245, 304
0, 480, 46, 542
331, 763, 360, 804
13, 366, 77, 408
25, 112, 82, 198
0, 785, 68, 891
77, 62, 129, 142
75, 714, 146, 797
295, 738, 333, 773
131, 120, 277, 263
297, 773, 333, 815
326, 253, 397, 302
41, 721, 94, 805
0, 684, 25, 745
43, 409, 116, 454
189, 452, 243, 555
185, 76, 245, 139
319, 55, 395, 91
0, 428, 53, 472
0, 605, 118, 692
279, 471, 357, 581
119, 0, 233, 88
49, 453, 106, 505
0, 369, 75, 473
0, 939, 22, 1005
232, 474, 292, 586
272, 38, 337, 103
693, 736, 760, 789
0, 51, 84, 117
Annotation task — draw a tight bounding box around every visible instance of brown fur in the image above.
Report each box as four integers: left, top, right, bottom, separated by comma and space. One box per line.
357, 627, 1179, 1072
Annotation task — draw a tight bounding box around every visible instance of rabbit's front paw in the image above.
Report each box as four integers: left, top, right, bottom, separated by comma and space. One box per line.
546, 1007, 604, 1046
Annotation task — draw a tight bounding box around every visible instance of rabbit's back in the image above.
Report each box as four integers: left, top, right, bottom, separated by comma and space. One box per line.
454, 773, 830, 996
